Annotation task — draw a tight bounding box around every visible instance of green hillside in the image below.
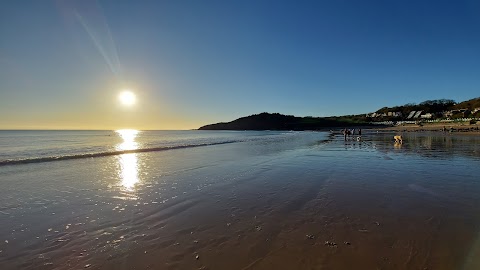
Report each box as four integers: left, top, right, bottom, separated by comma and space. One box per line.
199, 97, 480, 130
198, 113, 370, 131
453, 97, 480, 110
373, 97, 480, 119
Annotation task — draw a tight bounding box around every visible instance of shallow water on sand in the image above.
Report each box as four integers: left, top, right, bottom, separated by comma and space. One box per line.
1, 130, 480, 269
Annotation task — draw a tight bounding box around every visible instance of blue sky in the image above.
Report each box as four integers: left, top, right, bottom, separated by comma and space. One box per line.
1, 0, 480, 129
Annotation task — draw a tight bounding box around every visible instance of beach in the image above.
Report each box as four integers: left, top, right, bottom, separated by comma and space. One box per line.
1, 130, 480, 269
374, 121, 480, 135
3, 1, 480, 269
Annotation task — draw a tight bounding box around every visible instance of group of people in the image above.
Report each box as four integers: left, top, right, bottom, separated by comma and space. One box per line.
342, 128, 361, 141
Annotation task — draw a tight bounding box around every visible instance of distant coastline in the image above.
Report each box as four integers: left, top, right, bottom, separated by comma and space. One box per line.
198, 112, 375, 131
199, 97, 480, 131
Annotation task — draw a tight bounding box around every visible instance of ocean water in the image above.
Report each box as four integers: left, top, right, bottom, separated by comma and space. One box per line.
0, 130, 304, 165
1, 130, 480, 269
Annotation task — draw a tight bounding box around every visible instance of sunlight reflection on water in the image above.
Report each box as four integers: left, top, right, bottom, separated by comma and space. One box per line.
115, 129, 140, 191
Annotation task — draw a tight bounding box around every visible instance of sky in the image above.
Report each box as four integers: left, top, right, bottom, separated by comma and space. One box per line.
1, 0, 480, 130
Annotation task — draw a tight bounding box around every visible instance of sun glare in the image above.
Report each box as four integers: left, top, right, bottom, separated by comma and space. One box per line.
115, 129, 140, 191
119, 90, 136, 106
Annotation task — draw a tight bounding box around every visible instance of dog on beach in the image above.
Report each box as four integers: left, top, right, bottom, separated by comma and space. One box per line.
394, 135, 403, 143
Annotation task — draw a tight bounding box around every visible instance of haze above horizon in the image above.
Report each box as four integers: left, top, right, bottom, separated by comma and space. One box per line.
1, 0, 480, 130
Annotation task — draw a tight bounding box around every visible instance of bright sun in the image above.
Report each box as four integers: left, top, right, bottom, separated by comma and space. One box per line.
119, 90, 136, 106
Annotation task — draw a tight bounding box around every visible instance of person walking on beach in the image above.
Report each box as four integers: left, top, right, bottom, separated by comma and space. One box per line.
343, 128, 350, 140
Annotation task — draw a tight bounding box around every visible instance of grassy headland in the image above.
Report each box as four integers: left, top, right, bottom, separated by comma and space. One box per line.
198, 97, 480, 131
198, 113, 373, 131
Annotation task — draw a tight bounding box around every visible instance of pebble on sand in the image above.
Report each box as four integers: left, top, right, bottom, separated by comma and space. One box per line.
324, 241, 337, 247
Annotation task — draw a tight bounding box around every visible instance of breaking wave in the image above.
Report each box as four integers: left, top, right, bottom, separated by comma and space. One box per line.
0, 140, 239, 167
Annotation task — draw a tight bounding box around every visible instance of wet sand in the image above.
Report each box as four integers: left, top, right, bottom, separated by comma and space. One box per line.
374, 122, 480, 135
1, 132, 480, 269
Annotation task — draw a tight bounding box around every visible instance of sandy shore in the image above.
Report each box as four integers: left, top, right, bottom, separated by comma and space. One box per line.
2, 131, 480, 269
371, 122, 480, 135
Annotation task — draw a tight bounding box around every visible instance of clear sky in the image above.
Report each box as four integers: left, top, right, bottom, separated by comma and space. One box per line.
1, 0, 480, 130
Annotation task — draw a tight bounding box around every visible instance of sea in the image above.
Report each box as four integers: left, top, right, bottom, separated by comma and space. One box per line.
1, 130, 480, 269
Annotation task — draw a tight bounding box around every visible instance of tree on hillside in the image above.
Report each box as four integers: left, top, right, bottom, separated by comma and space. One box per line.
419, 99, 455, 113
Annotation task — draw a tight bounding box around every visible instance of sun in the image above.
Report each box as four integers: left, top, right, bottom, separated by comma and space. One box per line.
119, 90, 136, 106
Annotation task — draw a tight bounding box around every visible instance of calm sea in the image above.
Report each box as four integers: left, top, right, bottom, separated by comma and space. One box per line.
0, 130, 307, 165
1, 130, 480, 269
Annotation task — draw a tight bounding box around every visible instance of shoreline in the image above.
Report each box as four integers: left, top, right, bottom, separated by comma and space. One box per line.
369, 122, 480, 135
1, 130, 480, 269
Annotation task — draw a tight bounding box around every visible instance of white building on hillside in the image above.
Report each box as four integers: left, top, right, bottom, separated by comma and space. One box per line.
420, 113, 433, 119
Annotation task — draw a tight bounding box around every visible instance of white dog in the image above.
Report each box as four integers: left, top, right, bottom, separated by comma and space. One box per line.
394, 135, 403, 143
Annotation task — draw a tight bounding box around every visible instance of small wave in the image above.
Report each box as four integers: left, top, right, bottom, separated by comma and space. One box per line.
0, 140, 239, 167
